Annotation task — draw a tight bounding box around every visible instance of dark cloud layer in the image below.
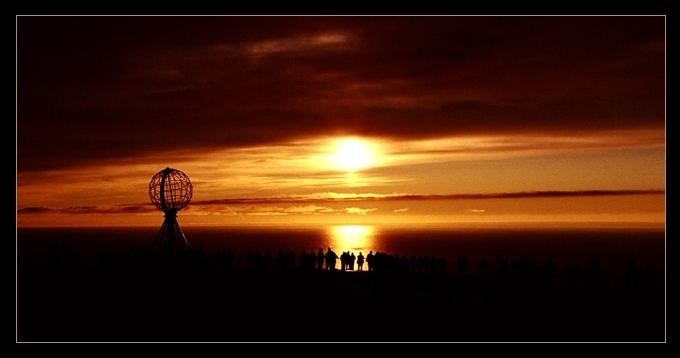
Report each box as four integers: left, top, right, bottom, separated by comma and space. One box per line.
17, 204, 153, 215
17, 16, 665, 172
191, 189, 665, 206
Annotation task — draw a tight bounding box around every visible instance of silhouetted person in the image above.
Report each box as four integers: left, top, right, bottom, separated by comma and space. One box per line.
366, 251, 374, 271
437, 256, 447, 274
274, 249, 285, 270
565, 263, 578, 286
583, 257, 601, 288
287, 250, 296, 270
409, 254, 417, 272
429, 255, 437, 274
264, 250, 272, 270
478, 257, 489, 276
307, 249, 318, 270
310, 249, 318, 270
496, 255, 509, 276
357, 252, 365, 271
325, 248, 338, 271
457, 255, 469, 275
373, 251, 384, 271
520, 254, 529, 271
401, 254, 409, 272
529, 258, 540, 285
417, 255, 427, 273
213, 249, 224, 267
254, 250, 264, 270
317, 248, 325, 270
299, 249, 309, 270
350, 252, 356, 271
340, 251, 349, 271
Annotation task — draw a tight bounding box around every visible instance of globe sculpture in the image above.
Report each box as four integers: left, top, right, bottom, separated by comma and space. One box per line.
149, 167, 193, 251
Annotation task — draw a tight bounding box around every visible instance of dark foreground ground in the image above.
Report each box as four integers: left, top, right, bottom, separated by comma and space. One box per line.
17, 257, 665, 343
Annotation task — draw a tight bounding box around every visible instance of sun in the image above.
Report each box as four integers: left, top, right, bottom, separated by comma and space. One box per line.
332, 138, 374, 171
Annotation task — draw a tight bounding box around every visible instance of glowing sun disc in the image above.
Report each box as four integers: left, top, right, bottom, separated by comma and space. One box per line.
333, 138, 373, 171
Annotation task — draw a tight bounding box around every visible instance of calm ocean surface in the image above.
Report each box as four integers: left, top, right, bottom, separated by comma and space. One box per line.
17, 225, 665, 280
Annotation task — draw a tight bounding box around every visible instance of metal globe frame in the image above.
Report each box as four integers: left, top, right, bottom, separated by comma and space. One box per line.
149, 167, 193, 252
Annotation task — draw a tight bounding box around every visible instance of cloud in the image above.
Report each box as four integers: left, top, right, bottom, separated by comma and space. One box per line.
17, 205, 155, 215
17, 189, 664, 216
344, 207, 377, 215
245, 212, 289, 216
17, 16, 665, 173
178, 204, 335, 217
191, 189, 664, 206
247, 33, 350, 55
192, 192, 397, 206
284, 205, 335, 214
17, 206, 53, 214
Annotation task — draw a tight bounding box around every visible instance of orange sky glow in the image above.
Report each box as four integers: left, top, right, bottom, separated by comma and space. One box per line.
16, 15, 665, 229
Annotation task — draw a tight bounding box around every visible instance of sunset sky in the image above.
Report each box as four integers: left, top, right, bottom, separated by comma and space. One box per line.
16, 15, 666, 228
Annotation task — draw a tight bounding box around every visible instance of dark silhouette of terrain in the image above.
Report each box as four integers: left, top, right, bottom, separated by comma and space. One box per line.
17, 243, 665, 343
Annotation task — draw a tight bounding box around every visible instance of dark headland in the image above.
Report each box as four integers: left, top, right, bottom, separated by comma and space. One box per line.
17, 241, 665, 343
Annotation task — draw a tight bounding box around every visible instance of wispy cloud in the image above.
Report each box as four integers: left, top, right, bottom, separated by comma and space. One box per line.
247, 33, 350, 55
344, 207, 377, 215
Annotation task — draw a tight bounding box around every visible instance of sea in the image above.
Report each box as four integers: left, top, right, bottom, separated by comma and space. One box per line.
16, 224, 666, 283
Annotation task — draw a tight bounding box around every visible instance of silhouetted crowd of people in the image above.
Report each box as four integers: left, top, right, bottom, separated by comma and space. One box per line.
37, 242, 663, 291
19, 242, 665, 343
237, 247, 449, 274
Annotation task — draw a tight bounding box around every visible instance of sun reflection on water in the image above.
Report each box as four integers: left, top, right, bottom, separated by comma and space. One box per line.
328, 225, 376, 258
